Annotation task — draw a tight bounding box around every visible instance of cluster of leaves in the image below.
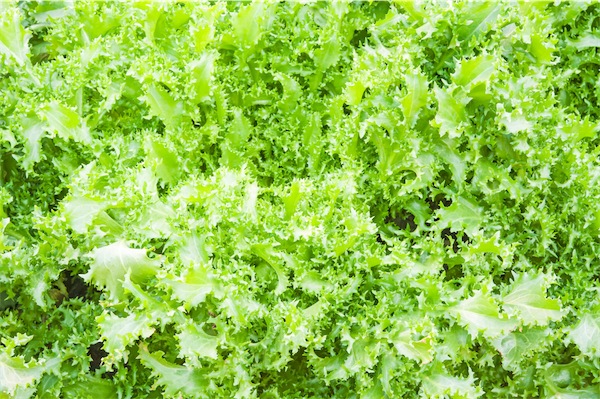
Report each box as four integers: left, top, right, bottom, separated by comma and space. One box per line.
1, 1, 600, 398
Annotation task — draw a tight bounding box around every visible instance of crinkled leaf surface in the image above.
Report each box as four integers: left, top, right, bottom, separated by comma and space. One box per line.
568, 314, 600, 359
502, 273, 565, 326
1, 1, 599, 398
451, 290, 518, 339
81, 241, 160, 302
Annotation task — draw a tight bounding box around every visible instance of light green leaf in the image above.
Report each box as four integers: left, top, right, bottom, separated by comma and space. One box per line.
40, 101, 92, 144
451, 290, 517, 339
81, 241, 160, 301
0, 353, 49, 395
98, 312, 155, 363
0, 358, 40, 395
164, 263, 221, 308
343, 338, 380, 374
370, 130, 403, 176
178, 233, 210, 265
434, 140, 467, 185
557, 117, 599, 142
545, 388, 600, 399
0, 8, 30, 65
571, 32, 600, 49
0, 218, 10, 252
251, 243, 289, 296
188, 52, 215, 104
136, 200, 176, 238
492, 328, 548, 369
401, 72, 429, 128
437, 196, 483, 236
63, 197, 105, 234
503, 273, 565, 326
221, 109, 251, 167
345, 80, 366, 106
530, 33, 554, 64
0, 129, 17, 148
391, 329, 433, 364
453, 55, 495, 88
142, 84, 184, 128
232, 2, 269, 47
138, 345, 208, 399
421, 369, 483, 399
19, 116, 46, 170
177, 322, 219, 363
544, 363, 600, 398
467, 232, 503, 255
315, 35, 340, 70
61, 376, 118, 399
456, 2, 500, 43
499, 110, 533, 134
282, 180, 302, 220
433, 86, 468, 138
276, 73, 301, 112
227, 108, 252, 148
145, 138, 181, 185
567, 313, 600, 359
299, 271, 334, 293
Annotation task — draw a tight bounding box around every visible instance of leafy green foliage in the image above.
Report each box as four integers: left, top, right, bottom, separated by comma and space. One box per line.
2, 1, 600, 397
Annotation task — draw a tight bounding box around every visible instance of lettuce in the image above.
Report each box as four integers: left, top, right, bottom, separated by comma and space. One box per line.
2, 1, 600, 397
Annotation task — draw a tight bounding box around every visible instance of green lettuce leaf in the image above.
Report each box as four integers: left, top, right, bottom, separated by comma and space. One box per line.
81, 241, 160, 302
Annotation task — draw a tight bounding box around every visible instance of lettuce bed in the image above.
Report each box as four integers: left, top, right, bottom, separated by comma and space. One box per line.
1, 1, 600, 398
